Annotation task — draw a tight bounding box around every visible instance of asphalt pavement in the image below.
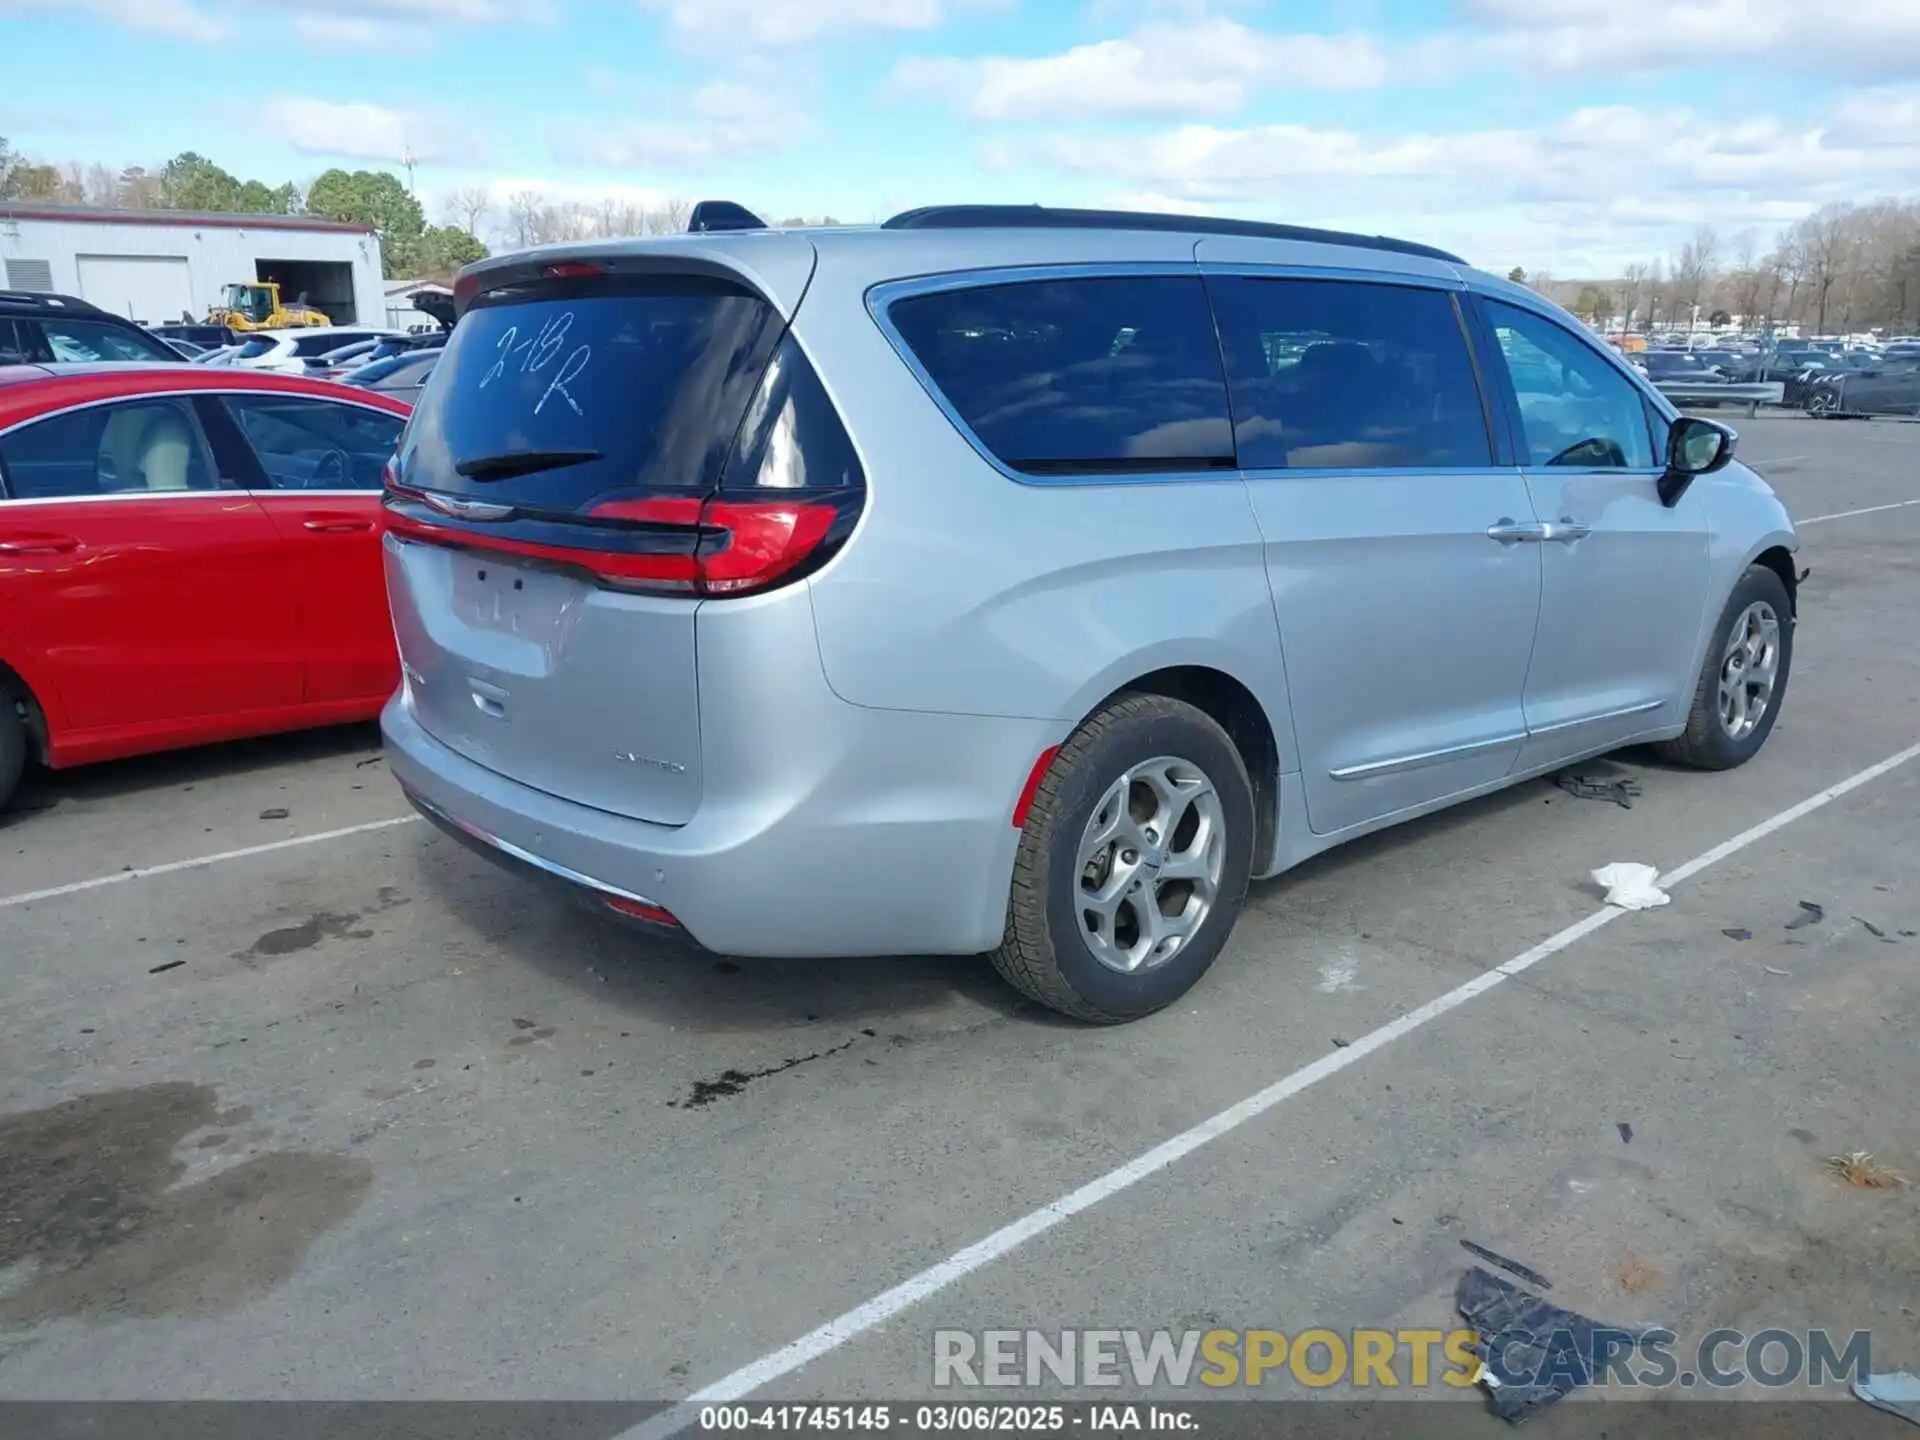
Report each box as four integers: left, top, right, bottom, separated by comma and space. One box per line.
1, 413, 1916, 1429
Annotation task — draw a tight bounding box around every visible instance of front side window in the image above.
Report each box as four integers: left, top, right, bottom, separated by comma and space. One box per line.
886, 274, 1234, 475
1482, 300, 1656, 469
0, 399, 217, 499
221, 395, 403, 490
1208, 276, 1492, 470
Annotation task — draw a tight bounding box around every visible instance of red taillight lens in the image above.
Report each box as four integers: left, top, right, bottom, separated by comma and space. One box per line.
698, 500, 839, 595
588, 496, 705, 525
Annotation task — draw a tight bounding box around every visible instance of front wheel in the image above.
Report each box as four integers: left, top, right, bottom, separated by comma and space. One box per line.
992, 694, 1255, 1023
1655, 565, 1793, 771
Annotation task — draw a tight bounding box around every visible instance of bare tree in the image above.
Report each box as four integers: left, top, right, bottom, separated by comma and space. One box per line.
645, 198, 692, 235
1795, 206, 1855, 333
1618, 262, 1647, 332
506, 190, 545, 249
1670, 224, 1720, 330
446, 186, 491, 239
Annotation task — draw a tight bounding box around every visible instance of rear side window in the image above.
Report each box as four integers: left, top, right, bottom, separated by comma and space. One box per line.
32, 318, 180, 364
0, 399, 217, 498
886, 275, 1234, 475
294, 332, 357, 358
401, 272, 783, 510
1208, 277, 1492, 470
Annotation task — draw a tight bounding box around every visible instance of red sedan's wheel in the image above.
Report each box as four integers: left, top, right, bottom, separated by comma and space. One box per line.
0, 687, 27, 811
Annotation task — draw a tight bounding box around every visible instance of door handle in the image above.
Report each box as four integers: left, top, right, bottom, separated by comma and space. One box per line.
302, 519, 374, 533
1538, 519, 1593, 544
0, 535, 80, 554
1486, 518, 1547, 544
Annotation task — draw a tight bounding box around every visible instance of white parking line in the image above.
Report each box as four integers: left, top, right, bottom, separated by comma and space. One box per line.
0, 815, 421, 911
1797, 498, 1920, 525
621, 737, 1920, 1440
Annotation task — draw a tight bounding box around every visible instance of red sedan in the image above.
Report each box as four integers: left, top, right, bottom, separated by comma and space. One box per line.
0, 364, 411, 808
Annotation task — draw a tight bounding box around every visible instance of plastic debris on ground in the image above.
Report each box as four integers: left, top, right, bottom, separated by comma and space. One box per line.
1592, 862, 1670, 910
1460, 1239, 1553, 1290
1456, 1265, 1658, 1423
1785, 899, 1825, 930
1555, 772, 1642, 808
1855, 1372, 1920, 1426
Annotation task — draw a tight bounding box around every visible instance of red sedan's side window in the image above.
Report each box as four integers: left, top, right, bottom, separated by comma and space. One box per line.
219, 395, 404, 492
0, 399, 219, 500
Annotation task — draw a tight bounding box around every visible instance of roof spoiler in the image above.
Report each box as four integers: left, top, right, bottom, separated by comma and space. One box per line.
688, 200, 767, 233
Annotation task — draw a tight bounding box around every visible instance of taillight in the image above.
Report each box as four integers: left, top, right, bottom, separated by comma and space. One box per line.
697, 500, 839, 594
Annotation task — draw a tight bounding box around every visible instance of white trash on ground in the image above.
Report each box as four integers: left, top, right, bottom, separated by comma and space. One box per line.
1591, 862, 1671, 911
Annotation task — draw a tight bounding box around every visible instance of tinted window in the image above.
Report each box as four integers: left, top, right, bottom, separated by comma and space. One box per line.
34, 318, 179, 363
1483, 301, 1655, 469
401, 272, 782, 510
887, 275, 1234, 474
1208, 277, 1490, 470
293, 332, 361, 358
233, 337, 278, 360
0, 399, 216, 499
222, 395, 404, 490
353, 351, 437, 390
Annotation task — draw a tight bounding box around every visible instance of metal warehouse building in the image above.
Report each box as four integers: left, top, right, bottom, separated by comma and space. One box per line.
0, 204, 386, 327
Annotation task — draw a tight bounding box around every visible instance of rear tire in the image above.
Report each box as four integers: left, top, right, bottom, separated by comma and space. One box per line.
992, 693, 1254, 1023
0, 687, 27, 813
1805, 390, 1838, 418
1655, 565, 1793, 771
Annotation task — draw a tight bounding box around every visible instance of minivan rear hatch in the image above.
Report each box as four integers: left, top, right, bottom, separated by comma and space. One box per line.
384, 243, 822, 825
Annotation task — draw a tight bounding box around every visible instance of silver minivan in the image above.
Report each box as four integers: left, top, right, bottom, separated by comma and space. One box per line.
381, 205, 1799, 1022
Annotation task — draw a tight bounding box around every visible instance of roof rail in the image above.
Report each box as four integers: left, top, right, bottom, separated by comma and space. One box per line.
688, 200, 768, 233
0, 290, 112, 316
880, 205, 1465, 265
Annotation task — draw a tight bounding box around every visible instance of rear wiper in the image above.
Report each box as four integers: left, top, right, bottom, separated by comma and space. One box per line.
454, 449, 603, 482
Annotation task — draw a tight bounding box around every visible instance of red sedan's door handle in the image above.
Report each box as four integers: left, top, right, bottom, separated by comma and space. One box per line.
0, 534, 80, 554
302, 519, 374, 533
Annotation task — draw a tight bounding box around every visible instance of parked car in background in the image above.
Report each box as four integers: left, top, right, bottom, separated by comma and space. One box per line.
305, 339, 383, 379
191, 344, 243, 366
231, 327, 400, 375
0, 363, 411, 810
380, 204, 1799, 1022
1634, 349, 1731, 393
1, 292, 182, 365
162, 337, 210, 359
347, 349, 437, 400
152, 323, 239, 350
1691, 349, 1757, 380
1805, 356, 1920, 418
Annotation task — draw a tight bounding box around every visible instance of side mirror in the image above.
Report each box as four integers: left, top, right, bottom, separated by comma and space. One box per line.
1658, 416, 1734, 507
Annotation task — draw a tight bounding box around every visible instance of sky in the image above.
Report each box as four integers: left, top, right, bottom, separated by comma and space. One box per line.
4, 0, 1919, 275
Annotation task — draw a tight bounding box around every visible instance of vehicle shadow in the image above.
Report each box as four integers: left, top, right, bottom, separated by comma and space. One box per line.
4, 722, 383, 827
409, 834, 1041, 1036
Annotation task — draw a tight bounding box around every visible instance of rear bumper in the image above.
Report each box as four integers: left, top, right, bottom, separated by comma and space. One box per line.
381, 688, 1046, 958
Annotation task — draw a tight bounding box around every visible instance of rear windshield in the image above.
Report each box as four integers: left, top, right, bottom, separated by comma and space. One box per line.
233, 337, 278, 359
399, 272, 782, 509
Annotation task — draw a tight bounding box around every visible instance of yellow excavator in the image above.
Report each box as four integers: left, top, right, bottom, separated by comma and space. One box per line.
207, 282, 330, 331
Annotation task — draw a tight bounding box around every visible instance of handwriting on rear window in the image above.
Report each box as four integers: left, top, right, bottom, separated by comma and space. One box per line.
479, 312, 591, 417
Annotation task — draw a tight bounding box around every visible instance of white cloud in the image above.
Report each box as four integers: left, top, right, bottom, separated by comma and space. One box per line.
0, 0, 223, 41
641, 0, 946, 46
264, 97, 472, 165
894, 17, 1389, 120
548, 77, 810, 169
1460, 0, 1920, 79
1031, 93, 1920, 272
